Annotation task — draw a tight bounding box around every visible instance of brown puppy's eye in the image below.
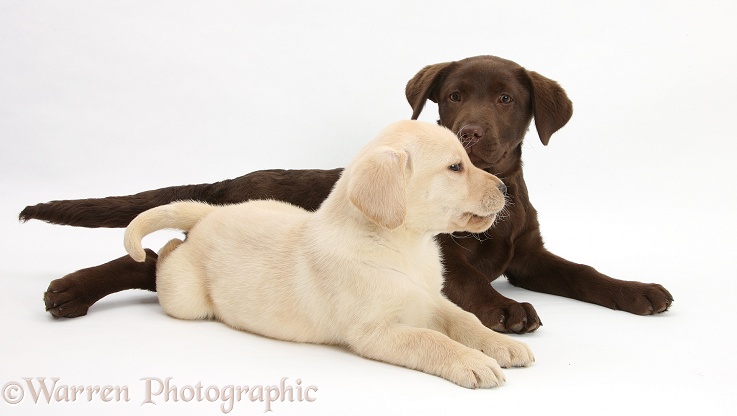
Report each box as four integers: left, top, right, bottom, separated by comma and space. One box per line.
499, 94, 512, 104
449, 92, 461, 102
448, 163, 462, 172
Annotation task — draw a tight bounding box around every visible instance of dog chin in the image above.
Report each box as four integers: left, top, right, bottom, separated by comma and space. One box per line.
457, 212, 496, 233
467, 153, 493, 170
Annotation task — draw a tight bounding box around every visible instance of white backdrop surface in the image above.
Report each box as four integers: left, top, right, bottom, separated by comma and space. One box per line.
1, 1, 735, 415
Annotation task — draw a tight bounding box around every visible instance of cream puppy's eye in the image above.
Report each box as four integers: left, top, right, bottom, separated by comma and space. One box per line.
448, 163, 463, 172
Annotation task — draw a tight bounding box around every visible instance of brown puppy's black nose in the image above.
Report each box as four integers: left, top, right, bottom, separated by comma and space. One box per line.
460, 125, 484, 140
498, 182, 508, 195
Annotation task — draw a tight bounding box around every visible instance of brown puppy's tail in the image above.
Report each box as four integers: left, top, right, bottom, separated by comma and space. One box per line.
124, 201, 216, 262
19, 169, 344, 228
18, 181, 234, 228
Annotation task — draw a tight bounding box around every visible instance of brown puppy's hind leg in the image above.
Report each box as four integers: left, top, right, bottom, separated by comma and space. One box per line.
44, 249, 158, 318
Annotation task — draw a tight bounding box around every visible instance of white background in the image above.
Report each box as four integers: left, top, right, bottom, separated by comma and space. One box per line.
2, 1, 736, 414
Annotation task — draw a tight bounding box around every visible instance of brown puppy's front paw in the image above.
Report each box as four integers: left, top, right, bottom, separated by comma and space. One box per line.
43, 274, 94, 318
611, 282, 673, 315
479, 302, 541, 334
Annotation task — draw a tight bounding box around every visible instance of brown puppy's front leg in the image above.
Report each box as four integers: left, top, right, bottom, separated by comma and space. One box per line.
506, 248, 673, 315
441, 254, 542, 334
44, 249, 158, 318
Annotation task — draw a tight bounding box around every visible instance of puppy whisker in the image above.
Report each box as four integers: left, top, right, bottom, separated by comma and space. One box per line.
448, 233, 473, 250
456, 124, 480, 149
450, 231, 492, 244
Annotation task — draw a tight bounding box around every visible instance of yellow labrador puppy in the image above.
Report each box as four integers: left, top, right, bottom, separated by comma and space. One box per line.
124, 120, 534, 388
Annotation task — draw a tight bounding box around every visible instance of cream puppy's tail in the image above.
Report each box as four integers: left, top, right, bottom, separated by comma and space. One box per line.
124, 201, 216, 262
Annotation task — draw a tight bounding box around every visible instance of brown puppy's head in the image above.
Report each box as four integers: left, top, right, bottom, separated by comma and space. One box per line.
405, 55, 573, 175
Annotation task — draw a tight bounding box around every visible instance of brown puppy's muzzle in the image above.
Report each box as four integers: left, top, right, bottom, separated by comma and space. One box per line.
455, 123, 508, 171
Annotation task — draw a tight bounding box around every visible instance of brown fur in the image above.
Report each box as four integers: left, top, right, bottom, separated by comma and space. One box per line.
22, 55, 672, 333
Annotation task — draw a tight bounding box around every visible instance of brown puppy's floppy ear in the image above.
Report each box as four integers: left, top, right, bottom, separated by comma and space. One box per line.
348, 147, 408, 230
526, 70, 574, 145
406, 62, 455, 120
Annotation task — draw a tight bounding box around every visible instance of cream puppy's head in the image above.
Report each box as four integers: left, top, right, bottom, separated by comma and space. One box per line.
347, 120, 506, 234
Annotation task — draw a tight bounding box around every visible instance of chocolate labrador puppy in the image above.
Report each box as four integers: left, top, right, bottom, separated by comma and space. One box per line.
20, 55, 673, 333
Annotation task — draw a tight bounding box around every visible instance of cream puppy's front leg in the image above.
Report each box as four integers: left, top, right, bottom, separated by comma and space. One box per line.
432, 298, 535, 368
348, 324, 506, 388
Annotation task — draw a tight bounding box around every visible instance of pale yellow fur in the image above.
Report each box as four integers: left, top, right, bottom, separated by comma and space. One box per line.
124, 120, 534, 388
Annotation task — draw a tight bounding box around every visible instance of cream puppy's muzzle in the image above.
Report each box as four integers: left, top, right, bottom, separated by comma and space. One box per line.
453, 168, 507, 233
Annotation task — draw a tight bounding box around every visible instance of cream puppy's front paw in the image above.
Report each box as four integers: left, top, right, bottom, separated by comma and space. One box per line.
442, 349, 506, 389
478, 336, 535, 368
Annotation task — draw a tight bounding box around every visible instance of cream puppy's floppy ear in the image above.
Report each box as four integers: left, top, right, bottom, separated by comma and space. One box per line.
348, 146, 408, 230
